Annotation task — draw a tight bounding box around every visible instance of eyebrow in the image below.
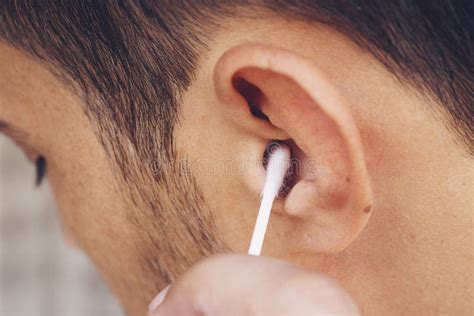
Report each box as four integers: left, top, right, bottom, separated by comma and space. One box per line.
0, 118, 29, 142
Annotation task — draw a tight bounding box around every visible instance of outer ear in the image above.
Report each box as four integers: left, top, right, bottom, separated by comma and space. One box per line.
214, 43, 373, 253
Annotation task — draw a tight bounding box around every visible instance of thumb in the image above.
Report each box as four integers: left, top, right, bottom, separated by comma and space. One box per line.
147, 254, 359, 316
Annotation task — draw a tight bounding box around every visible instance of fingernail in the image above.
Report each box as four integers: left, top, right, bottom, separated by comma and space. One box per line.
148, 285, 171, 312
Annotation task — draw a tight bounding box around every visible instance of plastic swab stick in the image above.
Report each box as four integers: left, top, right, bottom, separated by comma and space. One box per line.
248, 143, 291, 256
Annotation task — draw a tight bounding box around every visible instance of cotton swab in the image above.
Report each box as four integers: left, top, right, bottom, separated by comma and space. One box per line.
248, 142, 291, 256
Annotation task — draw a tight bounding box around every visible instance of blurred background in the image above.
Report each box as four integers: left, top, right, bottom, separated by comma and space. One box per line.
0, 136, 122, 315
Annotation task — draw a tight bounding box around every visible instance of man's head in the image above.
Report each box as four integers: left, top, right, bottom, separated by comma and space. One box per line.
1, 1, 472, 314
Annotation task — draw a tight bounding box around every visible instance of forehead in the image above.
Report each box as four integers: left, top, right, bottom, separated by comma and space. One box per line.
0, 42, 114, 199
0, 39, 130, 225
0, 43, 91, 146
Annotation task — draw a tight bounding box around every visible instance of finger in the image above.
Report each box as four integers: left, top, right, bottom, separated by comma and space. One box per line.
149, 254, 359, 315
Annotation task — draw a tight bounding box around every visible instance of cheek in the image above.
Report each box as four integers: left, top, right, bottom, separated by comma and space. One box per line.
47, 166, 115, 242
45, 145, 136, 266
45, 150, 155, 302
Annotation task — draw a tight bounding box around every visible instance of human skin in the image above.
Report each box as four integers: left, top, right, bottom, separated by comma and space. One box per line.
148, 254, 360, 315
0, 15, 472, 315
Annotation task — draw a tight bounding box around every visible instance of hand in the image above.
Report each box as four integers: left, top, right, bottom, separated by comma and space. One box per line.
147, 254, 359, 315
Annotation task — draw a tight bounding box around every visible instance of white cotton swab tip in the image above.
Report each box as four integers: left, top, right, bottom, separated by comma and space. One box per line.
248, 142, 291, 256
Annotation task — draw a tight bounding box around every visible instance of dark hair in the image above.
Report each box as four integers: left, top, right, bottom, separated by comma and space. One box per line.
1, 1, 472, 166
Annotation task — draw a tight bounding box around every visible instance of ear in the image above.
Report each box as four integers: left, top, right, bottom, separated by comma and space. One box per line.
214, 43, 373, 253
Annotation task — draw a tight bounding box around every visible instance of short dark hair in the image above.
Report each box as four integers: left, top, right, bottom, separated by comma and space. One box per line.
1, 1, 472, 163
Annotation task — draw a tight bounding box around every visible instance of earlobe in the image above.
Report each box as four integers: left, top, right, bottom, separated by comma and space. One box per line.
214, 43, 373, 254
